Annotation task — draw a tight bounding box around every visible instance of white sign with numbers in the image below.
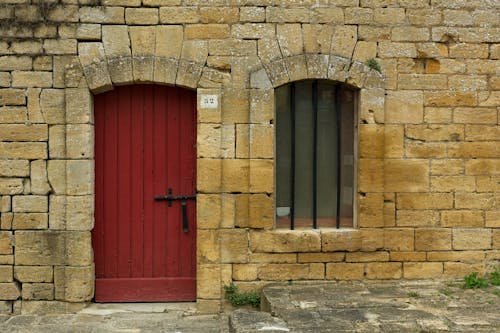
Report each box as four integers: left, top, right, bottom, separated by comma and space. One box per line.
200, 95, 219, 109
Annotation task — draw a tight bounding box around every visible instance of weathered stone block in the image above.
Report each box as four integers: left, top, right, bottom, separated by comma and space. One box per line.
0, 232, 12, 255
240, 7, 265, 23
486, 211, 499, 228
250, 89, 273, 124
249, 159, 273, 193
399, 74, 448, 90
443, 262, 485, 278
0, 283, 20, 300
0, 179, 23, 195
79, 6, 124, 24
379, 42, 417, 58
65, 88, 93, 124
0, 265, 12, 282
159, 7, 200, 24
415, 228, 452, 251
427, 251, 485, 263
266, 8, 310, 23
359, 124, 384, 158
14, 266, 53, 283
125, 8, 159, 25
465, 159, 500, 175
201, 7, 239, 23
0, 196, 11, 213
385, 91, 423, 124
326, 263, 364, 280
22, 283, 54, 300
366, 262, 402, 279
390, 252, 427, 262
66, 124, 93, 159
441, 209, 484, 227
249, 124, 273, 159
424, 91, 477, 107
78, 43, 112, 93
345, 7, 373, 24
11, 71, 52, 88
358, 193, 384, 227
197, 229, 219, 264
220, 229, 248, 263
430, 176, 475, 192
221, 159, 249, 193
54, 265, 94, 302
403, 262, 443, 279
250, 230, 321, 253
346, 252, 389, 263
322, 229, 362, 252
12, 196, 47, 213
197, 159, 221, 193
248, 194, 273, 229
0, 142, 47, 160
455, 193, 497, 209
453, 229, 492, 250
298, 252, 345, 263
384, 159, 429, 192
14, 231, 65, 265
258, 263, 324, 280
66, 232, 93, 266
397, 210, 440, 227
221, 88, 249, 123
197, 264, 221, 299
249, 253, 297, 264
185, 24, 230, 39
397, 193, 453, 210
0, 160, 29, 178
233, 264, 258, 281
12, 213, 48, 229
358, 159, 384, 192
66, 160, 93, 195
384, 229, 414, 251
197, 194, 221, 229
30, 160, 51, 195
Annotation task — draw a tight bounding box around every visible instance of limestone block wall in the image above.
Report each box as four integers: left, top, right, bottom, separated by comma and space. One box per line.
0, 0, 498, 314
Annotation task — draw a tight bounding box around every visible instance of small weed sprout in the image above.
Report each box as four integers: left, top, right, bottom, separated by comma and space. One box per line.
439, 288, 453, 297
408, 291, 419, 298
224, 283, 260, 308
463, 272, 489, 289
488, 266, 500, 286
367, 58, 382, 73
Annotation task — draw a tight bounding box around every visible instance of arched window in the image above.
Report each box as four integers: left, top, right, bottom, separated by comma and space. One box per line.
275, 80, 357, 229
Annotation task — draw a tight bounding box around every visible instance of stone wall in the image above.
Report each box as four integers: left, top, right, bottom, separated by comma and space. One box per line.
0, 0, 498, 314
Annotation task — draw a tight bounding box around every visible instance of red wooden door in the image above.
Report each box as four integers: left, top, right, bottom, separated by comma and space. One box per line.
93, 85, 197, 302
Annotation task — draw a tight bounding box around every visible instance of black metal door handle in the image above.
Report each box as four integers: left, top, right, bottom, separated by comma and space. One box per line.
181, 200, 188, 233
154, 187, 196, 233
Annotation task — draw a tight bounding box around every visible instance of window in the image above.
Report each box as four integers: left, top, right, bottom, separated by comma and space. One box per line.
275, 80, 356, 229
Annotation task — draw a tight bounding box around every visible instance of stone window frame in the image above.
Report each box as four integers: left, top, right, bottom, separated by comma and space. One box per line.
248, 54, 386, 231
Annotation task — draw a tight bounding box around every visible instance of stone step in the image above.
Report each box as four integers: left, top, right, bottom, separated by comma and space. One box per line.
229, 281, 500, 333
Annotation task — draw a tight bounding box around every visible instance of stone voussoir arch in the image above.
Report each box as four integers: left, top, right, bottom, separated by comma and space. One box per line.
250, 53, 386, 91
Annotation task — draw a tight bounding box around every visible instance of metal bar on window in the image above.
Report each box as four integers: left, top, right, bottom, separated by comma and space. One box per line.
335, 85, 342, 229
312, 80, 318, 229
290, 84, 296, 230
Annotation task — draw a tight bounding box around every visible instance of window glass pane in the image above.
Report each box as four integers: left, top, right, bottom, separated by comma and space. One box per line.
317, 81, 338, 228
275, 85, 291, 228
275, 80, 355, 229
294, 81, 314, 228
339, 87, 355, 227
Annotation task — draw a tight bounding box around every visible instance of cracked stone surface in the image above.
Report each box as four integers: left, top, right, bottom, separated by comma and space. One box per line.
0, 303, 229, 333
232, 280, 500, 333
